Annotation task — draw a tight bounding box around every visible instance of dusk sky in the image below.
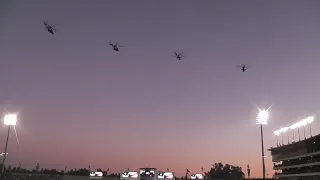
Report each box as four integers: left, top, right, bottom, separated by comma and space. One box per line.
1, 0, 320, 178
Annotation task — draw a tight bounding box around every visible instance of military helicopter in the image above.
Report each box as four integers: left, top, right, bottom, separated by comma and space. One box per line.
237, 64, 250, 72
174, 52, 184, 60
43, 21, 57, 34
109, 42, 123, 52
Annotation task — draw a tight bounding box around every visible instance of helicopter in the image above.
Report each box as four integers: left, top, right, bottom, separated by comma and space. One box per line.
174, 52, 184, 60
109, 42, 123, 52
237, 64, 250, 72
43, 21, 57, 34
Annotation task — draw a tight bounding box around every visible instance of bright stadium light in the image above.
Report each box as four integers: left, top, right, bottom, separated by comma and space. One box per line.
256, 109, 269, 180
256, 110, 269, 125
4, 114, 17, 125
1, 113, 17, 173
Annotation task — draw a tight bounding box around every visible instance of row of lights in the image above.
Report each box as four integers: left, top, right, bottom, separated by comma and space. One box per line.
273, 116, 314, 145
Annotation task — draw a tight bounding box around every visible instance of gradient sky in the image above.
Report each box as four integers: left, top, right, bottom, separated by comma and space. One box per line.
1, 0, 320, 178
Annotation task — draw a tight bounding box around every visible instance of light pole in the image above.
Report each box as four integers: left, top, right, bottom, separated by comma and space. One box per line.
0, 153, 8, 171
306, 116, 314, 137
273, 131, 280, 147
1, 113, 17, 174
256, 109, 269, 180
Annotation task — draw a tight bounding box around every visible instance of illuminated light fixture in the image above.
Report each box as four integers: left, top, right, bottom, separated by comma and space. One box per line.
4, 114, 17, 126
273, 116, 315, 143
273, 130, 280, 136
256, 110, 269, 125
121, 172, 139, 178
158, 172, 174, 179
191, 174, 203, 180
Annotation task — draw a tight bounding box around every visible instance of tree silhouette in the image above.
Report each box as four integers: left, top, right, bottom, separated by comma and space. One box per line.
206, 162, 244, 180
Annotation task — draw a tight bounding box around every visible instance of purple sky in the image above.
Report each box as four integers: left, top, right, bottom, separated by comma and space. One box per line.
1, 0, 320, 178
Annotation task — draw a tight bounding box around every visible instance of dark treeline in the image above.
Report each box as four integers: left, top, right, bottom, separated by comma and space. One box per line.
4, 162, 275, 179
4, 165, 117, 176
243, 179, 275, 180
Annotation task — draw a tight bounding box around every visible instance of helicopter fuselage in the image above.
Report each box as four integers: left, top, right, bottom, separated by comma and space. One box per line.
47, 28, 54, 34
110, 44, 120, 51
45, 24, 55, 34
175, 53, 182, 60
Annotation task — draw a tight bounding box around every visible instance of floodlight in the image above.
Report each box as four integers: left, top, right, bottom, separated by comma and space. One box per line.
306, 116, 314, 123
4, 114, 17, 125
280, 127, 289, 133
301, 119, 308, 126
295, 122, 302, 128
273, 115, 315, 143
256, 110, 269, 125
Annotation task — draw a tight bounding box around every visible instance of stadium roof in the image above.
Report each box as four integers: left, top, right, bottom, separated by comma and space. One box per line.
268, 133, 320, 152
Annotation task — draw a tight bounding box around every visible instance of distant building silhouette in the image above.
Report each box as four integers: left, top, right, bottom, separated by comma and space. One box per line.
247, 164, 250, 178
36, 163, 40, 173
17, 162, 21, 170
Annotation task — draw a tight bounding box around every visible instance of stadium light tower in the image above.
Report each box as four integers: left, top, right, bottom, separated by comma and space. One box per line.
256, 109, 269, 180
1, 113, 17, 173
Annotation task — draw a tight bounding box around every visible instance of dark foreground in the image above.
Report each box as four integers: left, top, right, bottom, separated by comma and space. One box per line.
2, 173, 275, 180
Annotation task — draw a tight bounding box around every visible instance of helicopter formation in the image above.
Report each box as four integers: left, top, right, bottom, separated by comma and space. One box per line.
43, 21, 251, 72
